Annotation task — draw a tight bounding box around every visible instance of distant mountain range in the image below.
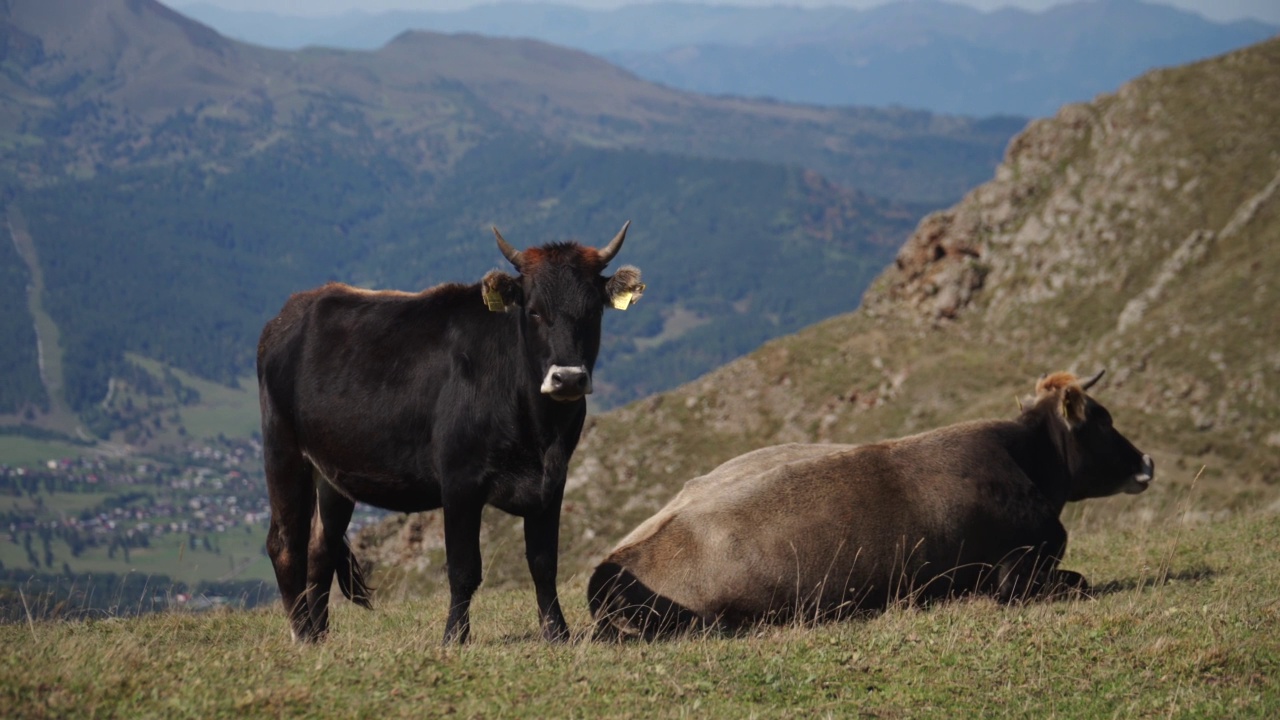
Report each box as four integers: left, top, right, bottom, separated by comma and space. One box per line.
176, 0, 1277, 116
0, 0, 1015, 450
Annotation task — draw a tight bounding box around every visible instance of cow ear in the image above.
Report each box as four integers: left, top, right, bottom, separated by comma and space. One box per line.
481, 270, 521, 312
1060, 385, 1088, 430
605, 265, 645, 311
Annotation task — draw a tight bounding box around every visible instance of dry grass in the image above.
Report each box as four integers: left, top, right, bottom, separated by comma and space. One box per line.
2, 510, 1277, 719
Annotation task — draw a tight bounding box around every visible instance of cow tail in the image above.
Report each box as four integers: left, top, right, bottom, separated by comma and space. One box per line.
587, 561, 703, 640
335, 538, 374, 609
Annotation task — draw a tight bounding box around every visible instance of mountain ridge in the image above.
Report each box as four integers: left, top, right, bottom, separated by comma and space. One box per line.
5, 0, 1018, 199
176, 0, 1278, 116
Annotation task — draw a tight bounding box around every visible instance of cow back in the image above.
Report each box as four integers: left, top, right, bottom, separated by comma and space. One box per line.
258, 281, 545, 512
601, 424, 1060, 620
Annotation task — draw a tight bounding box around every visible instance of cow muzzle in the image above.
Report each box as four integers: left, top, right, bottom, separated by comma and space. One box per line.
1124, 454, 1155, 494
541, 365, 592, 401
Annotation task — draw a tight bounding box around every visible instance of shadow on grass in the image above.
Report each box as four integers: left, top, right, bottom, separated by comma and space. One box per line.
579, 566, 1219, 645
1088, 565, 1216, 598
493, 630, 547, 645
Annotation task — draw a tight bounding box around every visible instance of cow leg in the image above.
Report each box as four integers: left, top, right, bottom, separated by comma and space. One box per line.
524, 507, 570, 643
441, 501, 484, 645
304, 477, 357, 639
263, 442, 318, 642
994, 547, 1045, 603
1048, 569, 1091, 596
1038, 528, 1090, 597
995, 524, 1073, 603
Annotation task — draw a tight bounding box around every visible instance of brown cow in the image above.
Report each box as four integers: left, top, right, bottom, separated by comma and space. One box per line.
588, 371, 1154, 639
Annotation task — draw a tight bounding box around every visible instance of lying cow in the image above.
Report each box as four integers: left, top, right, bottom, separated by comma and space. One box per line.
588, 371, 1154, 639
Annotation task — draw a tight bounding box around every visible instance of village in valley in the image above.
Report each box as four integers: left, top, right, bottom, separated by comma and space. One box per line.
0, 437, 382, 620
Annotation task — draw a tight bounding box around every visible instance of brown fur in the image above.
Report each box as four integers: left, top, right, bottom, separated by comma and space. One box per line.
481, 270, 521, 310
1034, 372, 1088, 427
328, 284, 419, 299
521, 243, 606, 276
589, 373, 1154, 639
1036, 371, 1079, 395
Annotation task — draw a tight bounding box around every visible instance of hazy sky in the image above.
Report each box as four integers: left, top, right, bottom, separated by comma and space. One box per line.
174, 1, 1280, 25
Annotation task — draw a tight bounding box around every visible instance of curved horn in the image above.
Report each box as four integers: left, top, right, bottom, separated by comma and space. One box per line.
1080, 369, 1106, 391
597, 220, 631, 266
492, 226, 523, 268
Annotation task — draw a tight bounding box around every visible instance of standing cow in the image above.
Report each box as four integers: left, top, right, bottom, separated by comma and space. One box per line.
258, 223, 644, 644
588, 371, 1155, 639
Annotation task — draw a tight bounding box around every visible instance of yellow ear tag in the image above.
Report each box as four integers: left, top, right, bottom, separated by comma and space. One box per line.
611, 290, 634, 310
482, 288, 506, 312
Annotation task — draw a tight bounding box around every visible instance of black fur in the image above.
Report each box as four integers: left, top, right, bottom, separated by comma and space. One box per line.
258, 231, 639, 644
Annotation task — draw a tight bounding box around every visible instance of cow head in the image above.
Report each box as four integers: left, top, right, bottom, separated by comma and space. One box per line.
1032, 370, 1154, 500
482, 222, 644, 402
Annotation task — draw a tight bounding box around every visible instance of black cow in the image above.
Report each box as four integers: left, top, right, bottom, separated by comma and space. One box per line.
257, 223, 644, 644
588, 371, 1155, 639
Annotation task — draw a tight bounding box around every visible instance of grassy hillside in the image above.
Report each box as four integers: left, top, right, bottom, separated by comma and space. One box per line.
356, 37, 1280, 595
2, 513, 1277, 717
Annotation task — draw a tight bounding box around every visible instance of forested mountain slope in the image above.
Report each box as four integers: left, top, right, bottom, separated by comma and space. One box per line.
0, 0, 1015, 443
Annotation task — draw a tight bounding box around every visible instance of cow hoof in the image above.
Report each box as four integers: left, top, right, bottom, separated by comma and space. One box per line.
441, 627, 471, 646
543, 624, 571, 644
1048, 570, 1092, 599
591, 621, 626, 643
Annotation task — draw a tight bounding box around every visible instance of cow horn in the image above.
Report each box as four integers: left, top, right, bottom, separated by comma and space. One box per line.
597, 220, 631, 266
1080, 369, 1106, 391
493, 227, 523, 268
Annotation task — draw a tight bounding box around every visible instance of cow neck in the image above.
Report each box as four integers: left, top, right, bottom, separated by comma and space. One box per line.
1010, 406, 1075, 512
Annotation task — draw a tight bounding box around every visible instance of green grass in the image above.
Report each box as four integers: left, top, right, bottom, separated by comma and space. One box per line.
0, 437, 88, 465
0, 484, 273, 585
122, 355, 261, 444
0, 490, 110, 516
171, 373, 260, 442
0, 525, 275, 586
109, 529, 273, 586
2, 512, 1276, 718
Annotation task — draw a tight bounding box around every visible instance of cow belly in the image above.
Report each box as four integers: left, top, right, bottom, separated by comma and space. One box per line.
344, 477, 443, 513
314, 466, 443, 513
613, 511, 853, 620
613, 485, 966, 620
604, 443, 982, 622
622, 523, 952, 621
487, 479, 554, 517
